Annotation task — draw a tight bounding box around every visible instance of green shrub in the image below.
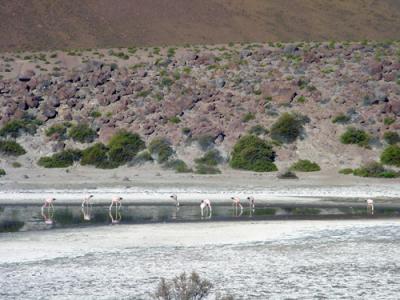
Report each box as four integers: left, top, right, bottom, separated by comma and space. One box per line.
290, 159, 321, 172
339, 168, 353, 175
332, 114, 350, 124
12, 162, 21, 168
195, 164, 221, 174
383, 131, 400, 145
0, 168, 5, 176
0, 117, 41, 138
277, 170, 298, 179
45, 123, 70, 139
230, 135, 277, 172
381, 145, 400, 167
249, 125, 268, 136
130, 150, 154, 166
195, 150, 223, 166
270, 112, 307, 143
384, 117, 395, 125
38, 149, 82, 168
81, 143, 116, 169
340, 127, 370, 147
68, 123, 97, 143
0, 140, 26, 156
242, 113, 255, 122
149, 138, 174, 164
182, 127, 191, 135
108, 130, 145, 165
90, 111, 102, 118
169, 116, 181, 124
164, 159, 191, 173
196, 135, 215, 151
353, 161, 399, 178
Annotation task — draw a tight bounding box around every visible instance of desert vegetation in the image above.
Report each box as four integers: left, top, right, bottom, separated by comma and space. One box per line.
38, 149, 82, 168
270, 113, 308, 143
0, 140, 26, 156
230, 135, 277, 172
290, 160, 321, 172
381, 145, 400, 167
340, 127, 370, 147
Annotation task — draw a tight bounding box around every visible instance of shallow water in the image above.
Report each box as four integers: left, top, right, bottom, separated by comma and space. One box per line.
1, 221, 400, 299
1, 203, 398, 233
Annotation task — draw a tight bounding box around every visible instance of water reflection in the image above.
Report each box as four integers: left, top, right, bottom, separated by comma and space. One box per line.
109, 196, 123, 224
82, 195, 94, 221
0, 203, 399, 233
41, 205, 54, 225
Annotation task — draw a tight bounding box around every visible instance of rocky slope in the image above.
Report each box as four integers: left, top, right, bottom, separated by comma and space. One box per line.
1, 0, 400, 51
0, 41, 399, 170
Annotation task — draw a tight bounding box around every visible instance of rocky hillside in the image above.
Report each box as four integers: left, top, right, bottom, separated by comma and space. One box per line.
2, 0, 400, 51
0, 41, 399, 171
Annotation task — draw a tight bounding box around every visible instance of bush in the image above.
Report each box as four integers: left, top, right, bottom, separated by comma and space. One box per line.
242, 113, 255, 122
353, 161, 399, 178
195, 150, 223, 166
129, 150, 154, 166
290, 159, 321, 172
339, 168, 353, 175
230, 135, 277, 172
270, 112, 307, 143
332, 114, 350, 124
277, 170, 298, 179
0, 140, 26, 156
384, 117, 395, 125
38, 149, 82, 168
249, 125, 268, 136
81, 143, 116, 169
45, 123, 70, 139
0, 168, 5, 176
108, 130, 145, 165
381, 145, 400, 167
152, 272, 212, 300
0, 117, 41, 138
12, 162, 21, 168
68, 123, 97, 143
383, 131, 400, 145
164, 159, 191, 173
195, 164, 221, 174
340, 127, 370, 147
196, 135, 215, 151
169, 116, 181, 124
148, 138, 174, 163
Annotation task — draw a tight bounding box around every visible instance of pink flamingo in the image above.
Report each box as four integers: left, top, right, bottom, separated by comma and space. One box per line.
231, 196, 243, 216
200, 199, 212, 218
82, 194, 94, 221
41, 197, 56, 224
170, 194, 180, 207
109, 196, 123, 224
366, 199, 374, 215
246, 196, 255, 210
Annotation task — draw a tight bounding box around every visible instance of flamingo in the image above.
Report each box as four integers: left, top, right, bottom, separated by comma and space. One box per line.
109, 196, 123, 224
42, 197, 56, 224
366, 199, 374, 215
200, 199, 212, 218
231, 196, 243, 217
170, 194, 180, 207
82, 194, 94, 221
110, 196, 123, 210
246, 196, 255, 210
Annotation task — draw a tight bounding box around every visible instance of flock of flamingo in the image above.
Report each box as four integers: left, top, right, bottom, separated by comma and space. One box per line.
40, 195, 375, 225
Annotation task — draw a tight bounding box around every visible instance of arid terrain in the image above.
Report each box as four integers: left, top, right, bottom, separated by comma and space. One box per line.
1, 0, 400, 51
1, 41, 400, 176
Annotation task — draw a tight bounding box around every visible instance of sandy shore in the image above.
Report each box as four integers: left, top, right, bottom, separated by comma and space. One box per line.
0, 166, 399, 205
1, 219, 398, 264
